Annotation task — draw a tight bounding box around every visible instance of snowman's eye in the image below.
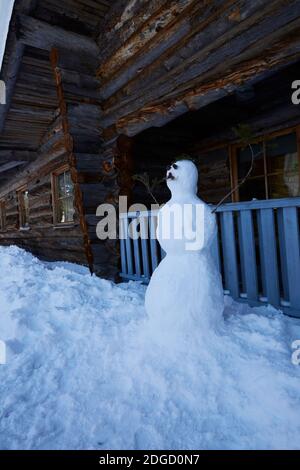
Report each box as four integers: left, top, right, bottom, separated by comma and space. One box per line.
172, 163, 178, 170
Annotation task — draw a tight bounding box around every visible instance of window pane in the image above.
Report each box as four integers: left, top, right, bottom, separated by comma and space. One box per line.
266, 133, 299, 198
58, 196, 75, 223
20, 191, 29, 227
64, 171, 74, 197
239, 176, 266, 201
237, 143, 264, 179
57, 173, 66, 198
55, 171, 75, 224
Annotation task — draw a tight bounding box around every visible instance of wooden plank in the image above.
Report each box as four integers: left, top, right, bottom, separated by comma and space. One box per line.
149, 214, 159, 272
238, 210, 258, 301
119, 216, 127, 275
17, 14, 100, 55
282, 207, 300, 309
131, 218, 142, 277
98, 0, 197, 87
0, 161, 27, 173
220, 211, 239, 298
216, 197, 300, 212
124, 215, 133, 276
277, 208, 290, 301
237, 213, 246, 294
100, 0, 300, 124
258, 208, 280, 307
140, 216, 150, 279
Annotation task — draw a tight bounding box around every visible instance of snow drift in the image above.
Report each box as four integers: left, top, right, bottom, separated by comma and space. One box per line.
0, 246, 299, 450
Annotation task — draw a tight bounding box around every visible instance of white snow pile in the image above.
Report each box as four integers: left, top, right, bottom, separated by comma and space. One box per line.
0, 245, 300, 450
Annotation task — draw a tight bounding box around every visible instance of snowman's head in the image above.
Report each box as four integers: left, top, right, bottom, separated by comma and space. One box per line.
166, 159, 198, 196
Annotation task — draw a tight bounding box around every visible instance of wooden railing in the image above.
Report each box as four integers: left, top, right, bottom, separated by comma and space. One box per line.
120, 198, 300, 317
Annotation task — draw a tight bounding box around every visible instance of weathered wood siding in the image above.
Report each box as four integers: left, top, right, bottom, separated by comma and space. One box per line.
0, 113, 87, 265
97, 0, 300, 138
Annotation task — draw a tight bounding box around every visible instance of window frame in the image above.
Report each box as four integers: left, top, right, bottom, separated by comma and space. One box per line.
51, 165, 75, 227
17, 185, 30, 230
230, 125, 300, 202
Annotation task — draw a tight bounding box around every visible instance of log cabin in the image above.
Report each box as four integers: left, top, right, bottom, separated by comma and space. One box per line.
0, 0, 299, 315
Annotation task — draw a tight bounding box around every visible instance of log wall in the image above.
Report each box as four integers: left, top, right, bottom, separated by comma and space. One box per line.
0, 112, 87, 265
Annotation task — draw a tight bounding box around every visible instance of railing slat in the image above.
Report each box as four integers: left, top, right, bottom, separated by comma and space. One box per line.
282, 207, 300, 310
220, 211, 239, 299
149, 215, 159, 271
237, 214, 246, 294
277, 208, 289, 301
140, 216, 151, 279
239, 210, 258, 301
125, 216, 134, 276
119, 217, 127, 275
131, 218, 142, 277
258, 208, 280, 307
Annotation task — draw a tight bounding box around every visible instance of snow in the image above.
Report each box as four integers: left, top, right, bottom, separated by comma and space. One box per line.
0, 245, 300, 450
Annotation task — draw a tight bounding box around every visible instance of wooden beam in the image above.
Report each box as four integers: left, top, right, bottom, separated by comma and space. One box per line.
100, 0, 300, 125
111, 32, 300, 135
97, 0, 170, 61
97, 0, 196, 81
17, 14, 100, 55
0, 150, 37, 162
47, 47, 99, 76
0, 161, 27, 174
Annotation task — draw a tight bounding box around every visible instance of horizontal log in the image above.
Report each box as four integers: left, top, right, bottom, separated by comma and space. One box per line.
17, 14, 100, 55
50, 47, 99, 76
29, 193, 52, 210
75, 153, 104, 172
60, 70, 101, 101
0, 150, 37, 162
97, 0, 170, 63
0, 150, 68, 199
0, 160, 27, 174
98, 0, 231, 99
97, 0, 196, 81
80, 183, 113, 207
115, 33, 300, 135
100, 0, 300, 124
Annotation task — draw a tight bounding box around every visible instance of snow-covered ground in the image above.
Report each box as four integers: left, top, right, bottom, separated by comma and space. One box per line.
0, 245, 299, 450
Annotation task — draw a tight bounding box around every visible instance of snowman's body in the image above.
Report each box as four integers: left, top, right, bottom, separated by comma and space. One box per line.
145, 160, 224, 345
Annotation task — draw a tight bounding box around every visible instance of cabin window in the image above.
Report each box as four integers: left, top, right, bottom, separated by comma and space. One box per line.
18, 189, 30, 229
0, 202, 6, 231
234, 130, 300, 201
52, 168, 75, 225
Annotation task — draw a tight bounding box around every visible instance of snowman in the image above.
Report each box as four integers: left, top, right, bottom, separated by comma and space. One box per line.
145, 159, 224, 347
